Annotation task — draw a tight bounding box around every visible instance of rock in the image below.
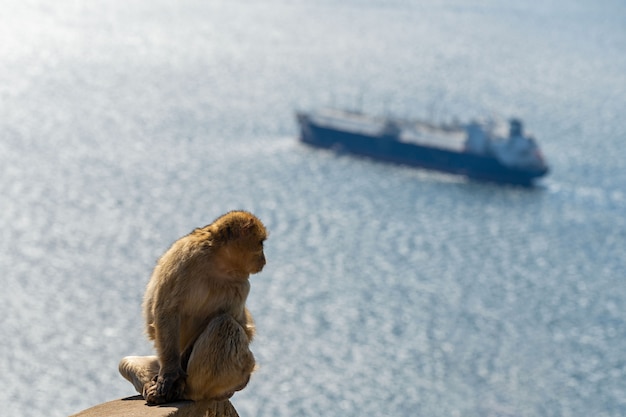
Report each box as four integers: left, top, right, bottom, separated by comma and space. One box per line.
70, 395, 240, 417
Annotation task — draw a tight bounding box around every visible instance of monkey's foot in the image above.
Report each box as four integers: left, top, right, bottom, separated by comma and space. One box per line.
143, 381, 166, 405
145, 370, 187, 405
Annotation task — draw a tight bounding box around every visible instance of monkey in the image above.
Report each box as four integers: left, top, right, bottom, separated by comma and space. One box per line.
118, 210, 267, 405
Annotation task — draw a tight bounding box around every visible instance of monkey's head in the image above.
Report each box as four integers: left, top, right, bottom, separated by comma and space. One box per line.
210, 211, 268, 276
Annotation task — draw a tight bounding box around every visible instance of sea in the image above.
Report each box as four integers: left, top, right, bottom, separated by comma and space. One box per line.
1, 1, 625, 416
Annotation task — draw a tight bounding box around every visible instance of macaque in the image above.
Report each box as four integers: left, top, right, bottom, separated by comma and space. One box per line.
119, 211, 267, 405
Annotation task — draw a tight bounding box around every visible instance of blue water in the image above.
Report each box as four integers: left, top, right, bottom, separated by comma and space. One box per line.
1, 1, 625, 416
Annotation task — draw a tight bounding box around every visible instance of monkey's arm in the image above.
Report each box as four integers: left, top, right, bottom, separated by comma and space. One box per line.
146, 290, 187, 404
153, 310, 184, 372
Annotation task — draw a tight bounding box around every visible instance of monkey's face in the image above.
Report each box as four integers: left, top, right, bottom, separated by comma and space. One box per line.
247, 241, 266, 274
212, 211, 267, 276
225, 234, 266, 276
241, 222, 267, 274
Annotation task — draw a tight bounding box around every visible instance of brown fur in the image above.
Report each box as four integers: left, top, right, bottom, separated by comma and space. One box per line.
120, 211, 267, 405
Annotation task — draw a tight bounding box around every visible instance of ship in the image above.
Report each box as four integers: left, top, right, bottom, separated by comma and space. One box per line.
296, 109, 549, 186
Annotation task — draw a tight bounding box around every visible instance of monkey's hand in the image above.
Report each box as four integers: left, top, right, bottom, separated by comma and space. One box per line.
144, 368, 186, 405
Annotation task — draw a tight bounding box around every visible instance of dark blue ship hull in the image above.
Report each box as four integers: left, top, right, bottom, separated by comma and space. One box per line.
298, 115, 548, 186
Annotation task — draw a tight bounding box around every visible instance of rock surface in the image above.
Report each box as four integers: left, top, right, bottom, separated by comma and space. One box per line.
70, 395, 240, 417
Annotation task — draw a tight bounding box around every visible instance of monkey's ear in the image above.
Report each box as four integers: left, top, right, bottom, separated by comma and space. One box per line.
242, 218, 257, 232
228, 220, 255, 240
243, 217, 268, 240
227, 220, 254, 241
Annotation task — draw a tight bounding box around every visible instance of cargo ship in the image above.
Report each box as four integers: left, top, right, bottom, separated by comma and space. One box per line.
296, 109, 549, 185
